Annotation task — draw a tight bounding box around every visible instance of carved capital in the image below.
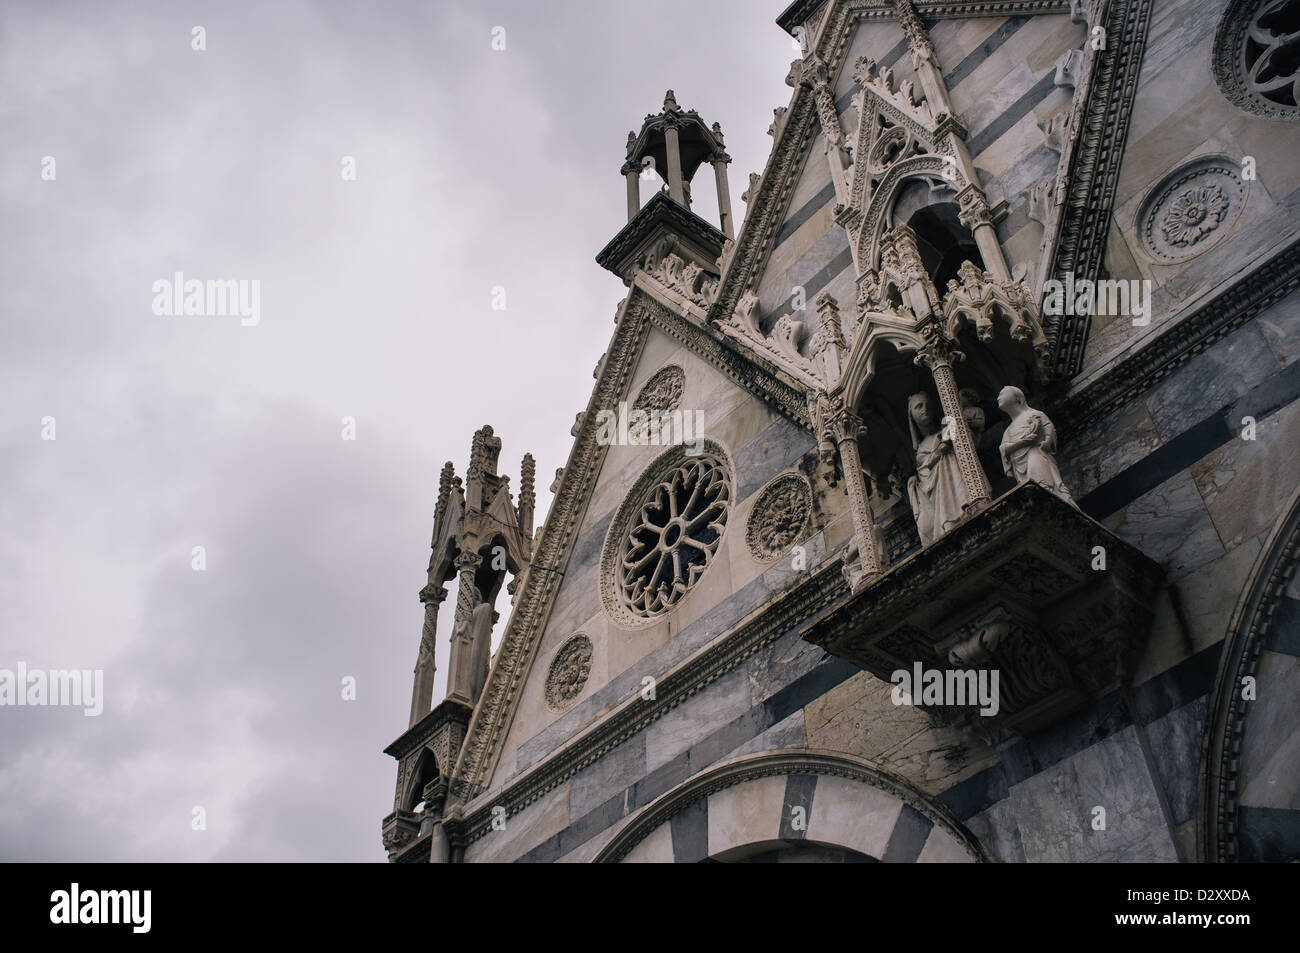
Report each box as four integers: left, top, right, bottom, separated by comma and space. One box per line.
956, 185, 993, 230
419, 584, 449, 605
453, 550, 482, 573
913, 333, 964, 371
827, 406, 865, 446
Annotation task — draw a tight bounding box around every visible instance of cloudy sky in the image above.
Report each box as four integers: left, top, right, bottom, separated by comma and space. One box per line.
0, 1, 796, 860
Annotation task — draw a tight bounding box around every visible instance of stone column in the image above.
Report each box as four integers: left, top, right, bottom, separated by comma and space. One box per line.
957, 186, 1010, 282
408, 584, 448, 727
917, 341, 991, 514
795, 57, 851, 208
827, 404, 882, 586
428, 820, 450, 863
664, 122, 686, 206
624, 166, 640, 221
894, 0, 953, 116
445, 550, 482, 706
814, 291, 846, 390
713, 155, 734, 238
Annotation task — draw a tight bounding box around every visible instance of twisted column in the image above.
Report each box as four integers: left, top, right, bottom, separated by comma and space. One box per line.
445, 550, 483, 705
408, 584, 448, 727
916, 341, 991, 515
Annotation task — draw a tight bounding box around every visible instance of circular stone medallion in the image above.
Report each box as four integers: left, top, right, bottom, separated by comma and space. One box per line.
545, 634, 593, 710
1138, 157, 1246, 263
746, 473, 813, 561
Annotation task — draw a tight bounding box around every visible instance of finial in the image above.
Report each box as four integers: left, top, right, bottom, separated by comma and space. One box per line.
520, 453, 536, 509
469, 424, 502, 478
435, 461, 456, 524
663, 89, 678, 111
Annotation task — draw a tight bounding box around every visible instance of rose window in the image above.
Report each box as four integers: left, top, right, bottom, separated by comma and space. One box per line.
613, 453, 730, 620
1214, 0, 1300, 120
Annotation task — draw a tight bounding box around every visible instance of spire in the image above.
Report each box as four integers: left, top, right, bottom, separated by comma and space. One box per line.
519, 453, 536, 539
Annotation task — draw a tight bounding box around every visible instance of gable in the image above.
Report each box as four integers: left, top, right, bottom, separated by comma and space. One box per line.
489, 319, 827, 790
445, 0, 1165, 825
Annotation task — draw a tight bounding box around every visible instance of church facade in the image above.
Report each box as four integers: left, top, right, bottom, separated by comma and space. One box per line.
383, 0, 1300, 863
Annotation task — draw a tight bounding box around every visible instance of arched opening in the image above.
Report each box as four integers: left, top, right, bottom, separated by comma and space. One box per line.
406, 747, 439, 813
596, 750, 988, 863
707, 839, 878, 863
891, 181, 983, 290
475, 534, 520, 659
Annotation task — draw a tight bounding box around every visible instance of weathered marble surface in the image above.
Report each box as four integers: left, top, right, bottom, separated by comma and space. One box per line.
1103, 469, 1224, 580
996, 726, 1179, 862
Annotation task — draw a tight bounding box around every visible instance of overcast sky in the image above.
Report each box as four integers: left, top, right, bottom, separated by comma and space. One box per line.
0, 1, 796, 860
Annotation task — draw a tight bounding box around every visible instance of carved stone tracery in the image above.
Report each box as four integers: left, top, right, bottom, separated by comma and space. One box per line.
1213, 0, 1300, 121
602, 445, 732, 625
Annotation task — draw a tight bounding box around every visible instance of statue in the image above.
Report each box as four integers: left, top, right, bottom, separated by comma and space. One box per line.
959, 387, 985, 439
996, 386, 1075, 505
468, 602, 495, 707
906, 391, 968, 545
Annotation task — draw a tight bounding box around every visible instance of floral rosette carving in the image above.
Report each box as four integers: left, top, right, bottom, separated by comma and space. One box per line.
746, 473, 813, 561
545, 634, 593, 710
1161, 185, 1230, 246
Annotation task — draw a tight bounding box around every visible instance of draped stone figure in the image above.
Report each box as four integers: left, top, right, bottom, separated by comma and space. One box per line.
906, 391, 968, 545
996, 386, 1075, 505
467, 601, 495, 708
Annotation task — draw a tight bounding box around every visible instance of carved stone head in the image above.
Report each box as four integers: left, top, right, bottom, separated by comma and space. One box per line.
997, 385, 1028, 417
908, 391, 937, 438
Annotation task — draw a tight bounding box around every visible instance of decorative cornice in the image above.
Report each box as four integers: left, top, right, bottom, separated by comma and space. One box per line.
707, 89, 821, 331
1047, 0, 1154, 378
1052, 240, 1300, 438
777, 0, 1072, 36
645, 287, 815, 429
447, 295, 656, 800
596, 192, 727, 281
594, 748, 992, 862
383, 698, 474, 761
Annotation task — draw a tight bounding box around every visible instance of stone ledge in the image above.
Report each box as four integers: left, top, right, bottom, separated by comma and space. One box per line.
803, 481, 1164, 736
